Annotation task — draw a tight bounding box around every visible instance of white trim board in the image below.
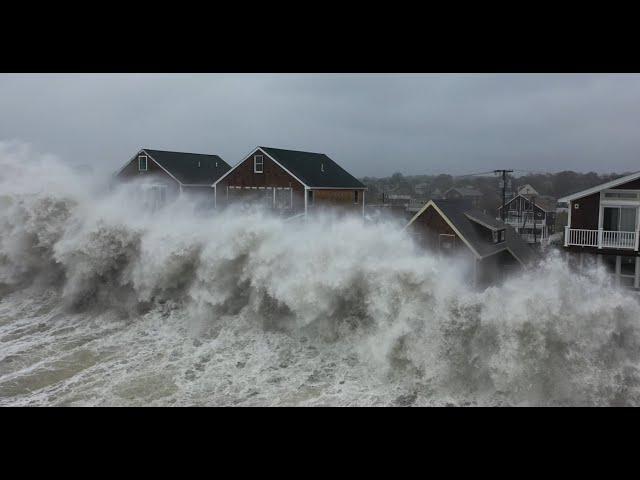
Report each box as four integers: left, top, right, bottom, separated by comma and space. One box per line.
559, 171, 640, 203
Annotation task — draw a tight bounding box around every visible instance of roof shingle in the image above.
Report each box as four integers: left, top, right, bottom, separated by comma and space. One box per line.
144, 149, 231, 185
259, 146, 365, 189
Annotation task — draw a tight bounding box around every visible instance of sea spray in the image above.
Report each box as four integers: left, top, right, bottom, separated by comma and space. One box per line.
1, 141, 640, 406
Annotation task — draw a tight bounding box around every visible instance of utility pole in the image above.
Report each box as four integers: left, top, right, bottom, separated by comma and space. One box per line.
495, 170, 513, 221
532, 196, 537, 244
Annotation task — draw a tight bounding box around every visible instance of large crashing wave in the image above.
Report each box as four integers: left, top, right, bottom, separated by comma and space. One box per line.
1, 140, 640, 406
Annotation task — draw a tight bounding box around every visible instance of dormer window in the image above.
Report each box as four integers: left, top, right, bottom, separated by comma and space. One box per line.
138, 154, 148, 171
321, 163, 324, 173
492, 229, 505, 243
254, 155, 264, 173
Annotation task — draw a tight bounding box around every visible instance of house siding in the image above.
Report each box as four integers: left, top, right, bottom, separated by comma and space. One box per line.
613, 178, 640, 190
570, 192, 600, 230
215, 150, 306, 212
408, 204, 464, 254
116, 152, 181, 199
216, 149, 365, 215
309, 188, 364, 215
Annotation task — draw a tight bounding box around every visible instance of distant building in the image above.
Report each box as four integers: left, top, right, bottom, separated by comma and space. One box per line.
414, 183, 430, 196
517, 184, 539, 196
405, 199, 537, 288
213, 146, 366, 217
559, 171, 640, 288
443, 186, 483, 208
384, 194, 412, 207
497, 194, 557, 244
115, 149, 231, 210
431, 188, 444, 199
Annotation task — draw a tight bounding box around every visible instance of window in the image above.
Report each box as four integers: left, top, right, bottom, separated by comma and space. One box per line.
492, 229, 505, 243
307, 190, 314, 206
439, 234, 455, 251
604, 191, 640, 200
354, 190, 359, 204
254, 155, 264, 173
138, 155, 148, 171
274, 187, 293, 209
603, 206, 637, 232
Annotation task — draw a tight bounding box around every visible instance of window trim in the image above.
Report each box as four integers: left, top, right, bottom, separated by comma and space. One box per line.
254, 155, 264, 173
439, 233, 456, 251
138, 155, 148, 171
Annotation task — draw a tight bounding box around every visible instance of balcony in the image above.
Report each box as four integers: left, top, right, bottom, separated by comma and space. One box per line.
504, 213, 545, 228
564, 227, 639, 250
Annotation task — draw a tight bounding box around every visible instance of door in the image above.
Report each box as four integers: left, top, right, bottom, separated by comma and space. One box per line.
603, 207, 637, 232
602, 206, 637, 248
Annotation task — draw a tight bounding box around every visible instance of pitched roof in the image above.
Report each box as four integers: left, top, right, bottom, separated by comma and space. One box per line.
445, 187, 483, 197
464, 211, 503, 231
517, 184, 539, 195
558, 171, 640, 202
407, 199, 538, 265
499, 194, 556, 212
144, 149, 231, 185
259, 146, 366, 189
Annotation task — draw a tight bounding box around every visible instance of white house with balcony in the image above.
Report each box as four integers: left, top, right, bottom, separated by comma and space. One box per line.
558, 171, 640, 288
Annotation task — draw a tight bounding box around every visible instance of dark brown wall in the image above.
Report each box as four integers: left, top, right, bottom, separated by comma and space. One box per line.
310, 189, 364, 214
613, 178, 640, 190
408, 204, 467, 255
216, 150, 365, 215
216, 150, 305, 212
116, 153, 180, 199
570, 192, 599, 230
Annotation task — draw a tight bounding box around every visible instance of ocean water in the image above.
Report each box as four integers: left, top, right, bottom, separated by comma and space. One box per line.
2, 141, 640, 406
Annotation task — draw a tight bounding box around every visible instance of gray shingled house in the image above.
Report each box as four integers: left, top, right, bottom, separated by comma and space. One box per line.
405, 198, 538, 287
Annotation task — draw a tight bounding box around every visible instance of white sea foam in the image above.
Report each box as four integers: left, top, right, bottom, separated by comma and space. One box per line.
1, 140, 639, 406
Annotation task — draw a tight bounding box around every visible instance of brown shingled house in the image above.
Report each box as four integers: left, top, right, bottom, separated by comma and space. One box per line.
213, 146, 367, 217
405, 198, 538, 288
115, 149, 231, 209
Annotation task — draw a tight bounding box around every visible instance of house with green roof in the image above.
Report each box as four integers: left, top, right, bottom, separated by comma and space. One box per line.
115, 148, 231, 209
213, 146, 367, 217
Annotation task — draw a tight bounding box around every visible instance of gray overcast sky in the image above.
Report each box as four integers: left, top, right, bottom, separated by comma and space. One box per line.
1, 73, 639, 178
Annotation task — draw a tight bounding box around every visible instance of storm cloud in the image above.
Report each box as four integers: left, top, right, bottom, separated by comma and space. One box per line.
1, 73, 639, 177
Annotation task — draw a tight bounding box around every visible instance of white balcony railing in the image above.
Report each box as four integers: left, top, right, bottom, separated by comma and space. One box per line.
564, 227, 639, 250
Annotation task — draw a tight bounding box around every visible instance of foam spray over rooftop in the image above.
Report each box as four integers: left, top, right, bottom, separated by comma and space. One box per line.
1, 140, 640, 406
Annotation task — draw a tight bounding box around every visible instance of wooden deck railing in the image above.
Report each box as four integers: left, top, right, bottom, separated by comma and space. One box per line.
564, 227, 639, 250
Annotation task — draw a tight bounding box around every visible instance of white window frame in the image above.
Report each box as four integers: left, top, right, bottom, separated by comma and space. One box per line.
254, 155, 264, 174
138, 155, 148, 171
439, 234, 455, 251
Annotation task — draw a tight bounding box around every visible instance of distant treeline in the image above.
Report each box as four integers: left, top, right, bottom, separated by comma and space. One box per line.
360, 171, 631, 211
